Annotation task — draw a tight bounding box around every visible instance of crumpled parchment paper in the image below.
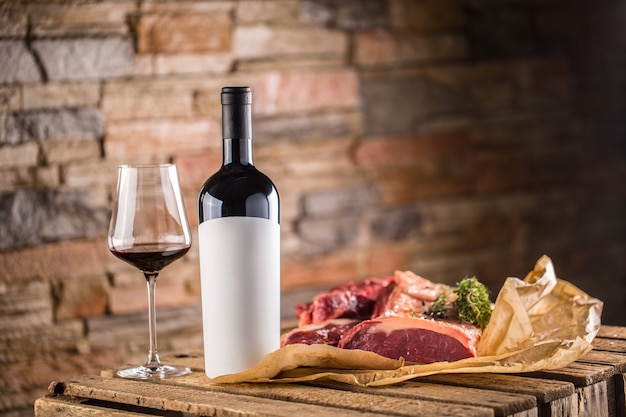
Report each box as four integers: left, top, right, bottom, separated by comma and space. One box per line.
213, 255, 603, 386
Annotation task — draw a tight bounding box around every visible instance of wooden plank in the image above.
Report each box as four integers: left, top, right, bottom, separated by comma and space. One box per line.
593, 338, 626, 354
528, 362, 614, 387
617, 374, 626, 417
34, 325, 626, 417
160, 354, 587, 417
598, 326, 626, 340
178, 372, 497, 417
34, 395, 169, 417
52, 374, 496, 417
525, 362, 614, 417
157, 351, 205, 372
167, 371, 535, 417
592, 328, 626, 415
170, 356, 607, 417
582, 330, 625, 417
578, 350, 626, 417
306, 380, 539, 417
580, 350, 626, 373
161, 344, 623, 417
420, 373, 575, 417
547, 394, 579, 417
576, 380, 610, 417
159, 336, 626, 417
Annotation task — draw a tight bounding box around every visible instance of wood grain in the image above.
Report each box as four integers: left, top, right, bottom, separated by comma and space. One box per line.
34, 326, 626, 417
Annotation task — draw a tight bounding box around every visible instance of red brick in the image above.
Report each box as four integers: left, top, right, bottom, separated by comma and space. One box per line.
256, 139, 357, 179
33, 38, 133, 81
366, 243, 411, 278
0, 142, 39, 168
193, 89, 222, 118
409, 250, 504, 287
233, 25, 347, 59
420, 59, 509, 86
0, 40, 41, 83
2, 349, 123, 398
236, 1, 299, 24
154, 52, 234, 76
248, 69, 360, 116
23, 82, 100, 110
0, 3, 27, 37
34, 165, 60, 188
28, 2, 134, 36
471, 151, 527, 194
0, 85, 20, 111
0, 281, 53, 330
174, 152, 222, 192
374, 165, 472, 206
54, 275, 109, 320
108, 281, 196, 315
423, 59, 571, 110
390, 0, 465, 31
0, 239, 109, 284
107, 283, 145, 315
42, 139, 101, 164
108, 252, 200, 310
136, 11, 231, 54
354, 30, 467, 66
417, 59, 571, 112
354, 133, 471, 169
102, 82, 195, 121
63, 160, 119, 188
182, 192, 200, 228
104, 119, 219, 162
281, 250, 359, 291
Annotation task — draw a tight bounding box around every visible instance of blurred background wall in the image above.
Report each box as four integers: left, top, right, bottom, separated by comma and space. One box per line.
1, 0, 625, 415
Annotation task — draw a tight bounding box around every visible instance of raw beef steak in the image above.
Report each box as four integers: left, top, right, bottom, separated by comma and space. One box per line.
337, 316, 481, 363
281, 319, 361, 347
296, 277, 395, 327
373, 270, 455, 319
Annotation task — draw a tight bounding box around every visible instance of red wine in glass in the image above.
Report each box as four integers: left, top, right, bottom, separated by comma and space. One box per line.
111, 243, 190, 273
108, 164, 192, 380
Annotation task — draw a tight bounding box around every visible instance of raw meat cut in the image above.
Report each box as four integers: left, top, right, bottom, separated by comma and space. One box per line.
280, 319, 361, 347
296, 277, 395, 327
337, 316, 481, 363
289, 272, 486, 363
372, 270, 456, 319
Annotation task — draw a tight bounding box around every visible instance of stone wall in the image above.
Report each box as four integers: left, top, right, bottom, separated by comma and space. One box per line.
1, 0, 625, 415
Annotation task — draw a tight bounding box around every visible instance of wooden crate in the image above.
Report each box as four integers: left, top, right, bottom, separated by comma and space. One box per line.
34, 326, 626, 417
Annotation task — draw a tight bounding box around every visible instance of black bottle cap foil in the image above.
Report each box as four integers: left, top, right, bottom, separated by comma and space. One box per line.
221, 87, 252, 140
221, 87, 252, 105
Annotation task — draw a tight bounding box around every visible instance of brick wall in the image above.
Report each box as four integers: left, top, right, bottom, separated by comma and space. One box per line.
1, 0, 625, 415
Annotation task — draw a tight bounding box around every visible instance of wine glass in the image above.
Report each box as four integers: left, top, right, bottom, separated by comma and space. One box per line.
108, 164, 192, 380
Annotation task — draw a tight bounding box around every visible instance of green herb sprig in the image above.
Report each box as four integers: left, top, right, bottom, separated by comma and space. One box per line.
454, 276, 492, 330
428, 293, 448, 319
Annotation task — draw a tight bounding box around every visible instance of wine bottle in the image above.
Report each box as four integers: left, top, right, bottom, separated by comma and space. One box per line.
197, 87, 280, 378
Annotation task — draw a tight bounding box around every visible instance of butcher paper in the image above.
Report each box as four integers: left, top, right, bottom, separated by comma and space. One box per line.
212, 255, 603, 386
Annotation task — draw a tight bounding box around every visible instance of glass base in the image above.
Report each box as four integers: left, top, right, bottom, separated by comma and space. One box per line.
116, 364, 190, 380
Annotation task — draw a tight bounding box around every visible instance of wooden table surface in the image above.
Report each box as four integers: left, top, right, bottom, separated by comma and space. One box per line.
35, 325, 626, 417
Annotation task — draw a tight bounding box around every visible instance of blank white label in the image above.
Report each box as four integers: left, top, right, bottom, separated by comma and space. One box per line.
198, 216, 280, 378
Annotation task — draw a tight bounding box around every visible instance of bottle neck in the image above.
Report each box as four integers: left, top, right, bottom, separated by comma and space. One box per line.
223, 138, 253, 165
221, 97, 253, 166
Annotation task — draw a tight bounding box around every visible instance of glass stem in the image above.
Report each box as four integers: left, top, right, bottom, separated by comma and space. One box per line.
144, 272, 162, 370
